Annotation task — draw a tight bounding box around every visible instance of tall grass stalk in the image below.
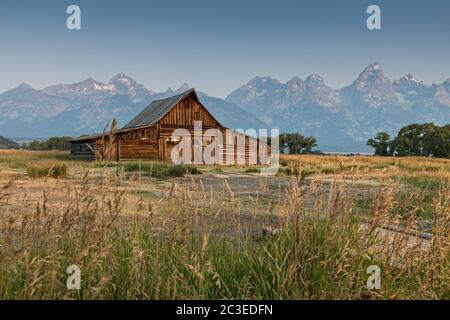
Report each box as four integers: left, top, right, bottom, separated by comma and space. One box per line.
0, 167, 448, 299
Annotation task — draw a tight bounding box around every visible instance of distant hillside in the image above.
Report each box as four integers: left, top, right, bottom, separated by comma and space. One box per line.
0, 64, 449, 152
226, 63, 450, 152
0, 136, 19, 149
0, 74, 266, 139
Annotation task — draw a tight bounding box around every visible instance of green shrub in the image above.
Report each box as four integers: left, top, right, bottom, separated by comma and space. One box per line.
321, 167, 338, 174
399, 176, 441, 191
26, 163, 68, 179
122, 162, 201, 178
91, 161, 120, 168
277, 165, 300, 176
245, 167, 260, 173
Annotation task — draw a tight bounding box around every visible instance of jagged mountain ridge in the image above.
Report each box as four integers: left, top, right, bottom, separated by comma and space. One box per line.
0, 64, 449, 151
226, 63, 450, 151
0, 73, 267, 139
0, 135, 19, 149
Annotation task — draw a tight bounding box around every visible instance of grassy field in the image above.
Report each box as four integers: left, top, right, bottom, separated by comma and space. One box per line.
0, 150, 448, 299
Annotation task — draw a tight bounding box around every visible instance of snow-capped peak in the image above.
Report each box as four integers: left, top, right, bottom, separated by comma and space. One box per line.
366, 62, 382, 71
109, 72, 135, 85
392, 74, 427, 97
400, 73, 423, 84
247, 76, 281, 86
306, 74, 324, 83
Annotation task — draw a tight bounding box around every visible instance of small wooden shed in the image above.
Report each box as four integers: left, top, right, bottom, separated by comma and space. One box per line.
68, 89, 270, 164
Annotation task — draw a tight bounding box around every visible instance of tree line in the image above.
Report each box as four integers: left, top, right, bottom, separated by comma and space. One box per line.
21, 133, 321, 155
275, 133, 321, 154
22, 136, 72, 151
19, 133, 321, 154
367, 123, 450, 158
7, 123, 449, 158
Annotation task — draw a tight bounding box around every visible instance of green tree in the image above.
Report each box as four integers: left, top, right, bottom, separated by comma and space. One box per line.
367, 132, 391, 156
23, 136, 72, 151
279, 133, 318, 154
369, 123, 449, 158
390, 123, 437, 156
424, 124, 450, 158
40, 136, 72, 150
27, 140, 42, 151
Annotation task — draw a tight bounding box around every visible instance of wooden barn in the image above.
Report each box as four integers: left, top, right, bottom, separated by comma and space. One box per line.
68, 89, 271, 165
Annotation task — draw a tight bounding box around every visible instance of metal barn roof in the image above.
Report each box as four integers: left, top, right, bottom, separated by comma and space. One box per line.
122, 89, 196, 130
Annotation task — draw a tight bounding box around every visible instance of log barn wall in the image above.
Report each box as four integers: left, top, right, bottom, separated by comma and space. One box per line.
117, 126, 158, 160
69, 89, 271, 165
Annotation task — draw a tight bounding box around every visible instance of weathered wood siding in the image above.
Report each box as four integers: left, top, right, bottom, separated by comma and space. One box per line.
219, 130, 271, 165
159, 96, 220, 127
81, 127, 271, 164
95, 138, 118, 161
117, 126, 158, 160
72, 91, 271, 164
118, 139, 158, 160
160, 126, 271, 164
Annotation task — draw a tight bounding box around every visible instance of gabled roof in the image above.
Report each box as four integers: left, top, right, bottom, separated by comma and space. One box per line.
122, 88, 216, 130
69, 89, 222, 142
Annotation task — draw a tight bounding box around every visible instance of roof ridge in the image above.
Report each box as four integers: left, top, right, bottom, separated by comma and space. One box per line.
121, 88, 197, 129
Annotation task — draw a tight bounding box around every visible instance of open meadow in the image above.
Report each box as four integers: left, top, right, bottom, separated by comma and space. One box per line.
0, 150, 448, 299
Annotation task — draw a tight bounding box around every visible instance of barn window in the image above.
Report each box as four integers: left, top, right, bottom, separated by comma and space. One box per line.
194, 111, 200, 121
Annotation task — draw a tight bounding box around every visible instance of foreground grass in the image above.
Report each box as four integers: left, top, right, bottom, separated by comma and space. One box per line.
0, 151, 449, 299
26, 163, 68, 179
0, 150, 72, 169
120, 161, 201, 178
93, 161, 202, 179
279, 154, 450, 176
0, 167, 448, 299
0, 151, 201, 180
279, 154, 450, 222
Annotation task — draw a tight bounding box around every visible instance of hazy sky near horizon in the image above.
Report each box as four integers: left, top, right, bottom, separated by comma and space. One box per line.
0, 0, 449, 98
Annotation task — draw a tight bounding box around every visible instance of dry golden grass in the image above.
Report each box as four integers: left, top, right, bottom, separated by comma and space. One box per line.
280, 154, 450, 177
0, 151, 448, 299
0, 150, 72, 170
0, 149, 70, 157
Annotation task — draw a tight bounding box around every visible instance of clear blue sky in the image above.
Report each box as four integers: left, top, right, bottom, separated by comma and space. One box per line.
0, 0, 449, 97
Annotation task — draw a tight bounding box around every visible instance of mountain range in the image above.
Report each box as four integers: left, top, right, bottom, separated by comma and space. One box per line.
0, 135, 19, 149
0, 74, 266, 141
0, 63, 449, 152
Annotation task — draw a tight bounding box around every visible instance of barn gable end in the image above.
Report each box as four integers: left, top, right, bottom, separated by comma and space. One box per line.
159, 95, 220, 128
68, 88, 271, 164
